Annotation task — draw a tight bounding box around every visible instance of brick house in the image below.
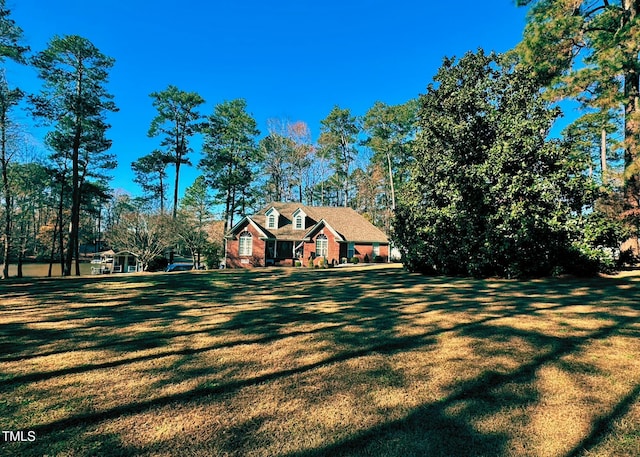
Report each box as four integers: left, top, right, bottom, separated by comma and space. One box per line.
225, 202, 390, 268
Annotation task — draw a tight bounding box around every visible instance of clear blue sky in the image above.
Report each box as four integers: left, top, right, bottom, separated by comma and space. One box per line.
7, 0, 530, 200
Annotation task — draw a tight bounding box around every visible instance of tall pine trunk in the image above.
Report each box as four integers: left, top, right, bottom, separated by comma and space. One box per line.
386, 149, 396, 211
65, 126, 82, 276
623, 0, 640, 208
47, 212, 58, 278
1, 109, 11, 279
600, 128, 607, 183
65, 67, 84, 276
58, 179, 66, 276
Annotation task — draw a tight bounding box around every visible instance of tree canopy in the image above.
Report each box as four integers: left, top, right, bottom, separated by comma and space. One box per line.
199, 99, 260, 232
394, 51, 600, 278
30, 35, 117, 276
516, 0, 640, 207
148, 85, 205, 219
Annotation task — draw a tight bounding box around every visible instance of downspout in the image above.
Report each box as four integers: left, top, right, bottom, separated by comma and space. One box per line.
223, 237, 228, 268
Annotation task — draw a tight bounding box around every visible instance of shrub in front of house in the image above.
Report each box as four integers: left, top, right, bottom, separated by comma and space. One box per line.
350, 256, 359, 264
147, 256, 169, 272
374, 255, 384, 263
617, 249, 638, 268
308, 258, 314, 268
364, 254, 370, 263
295, 260, 302, 267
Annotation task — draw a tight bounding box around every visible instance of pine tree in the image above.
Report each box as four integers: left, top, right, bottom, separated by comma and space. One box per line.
148, 85, 205, 220
31, 35, 116, 276
0, 0, 28, 279
200, 99, 259, 232
131, 149, 171, 213
516, 0, 640, 208
318, 106, 359, 207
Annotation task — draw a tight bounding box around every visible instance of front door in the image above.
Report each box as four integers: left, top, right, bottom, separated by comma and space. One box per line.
276, 241, 293, 260
266, 240, 276, 259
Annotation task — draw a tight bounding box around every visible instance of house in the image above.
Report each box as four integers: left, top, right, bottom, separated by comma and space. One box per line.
90, 249, 142, 274
225, 202, 390, 268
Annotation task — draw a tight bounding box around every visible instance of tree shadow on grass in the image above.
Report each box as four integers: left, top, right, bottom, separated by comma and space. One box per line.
281, 311, 640, 457
2, 267, 640, 456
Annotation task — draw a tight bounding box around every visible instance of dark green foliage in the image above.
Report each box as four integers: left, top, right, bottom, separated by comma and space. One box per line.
30, 35, 117, 276
202, 242, 222, 269
0, 0, 29, 63
318, 106, 360, 207
148, 85, 205, 220
1, 71, 25, 279
394, 50, 599, 278
617, 248, 638, 267
199, 99, 260, 232
131, 150, 171, 213
147, 256, 169, 272
515, 0, 640, 210
362, 99, 418, 211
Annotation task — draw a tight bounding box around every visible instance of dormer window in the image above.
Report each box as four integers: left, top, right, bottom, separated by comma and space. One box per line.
265, 207, 279, 229
292, 208, 306, 230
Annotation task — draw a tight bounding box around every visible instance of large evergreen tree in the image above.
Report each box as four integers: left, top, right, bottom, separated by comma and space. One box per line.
148, 85, 205, 219
318, 106, 359, 207
259, 131, 294, 203
258, 119, 313, 204
200, 99, 259, 232
0, 0, 28, 279
515, 0, 640, 208
363, 100, 418, 213
395, 51, 597, 278
177, 175, 215, 268
0, 0, 28, 63
131, 149, 170, 214
31, 35, 117, 276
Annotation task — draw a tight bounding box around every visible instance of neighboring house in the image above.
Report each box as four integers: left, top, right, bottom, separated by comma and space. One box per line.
91, 249, 142, 274
225, 202, 390, 268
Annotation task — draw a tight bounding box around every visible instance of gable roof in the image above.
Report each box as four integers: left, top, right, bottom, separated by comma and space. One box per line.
303, 219, 345, 242
235, 202, 389, 243
226, 216, 270, 239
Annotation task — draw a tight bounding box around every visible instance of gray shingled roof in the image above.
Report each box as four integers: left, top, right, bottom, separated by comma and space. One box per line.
241, 202, 389, 243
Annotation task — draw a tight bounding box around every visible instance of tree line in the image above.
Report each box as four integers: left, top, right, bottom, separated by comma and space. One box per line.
1, 0, 638, 278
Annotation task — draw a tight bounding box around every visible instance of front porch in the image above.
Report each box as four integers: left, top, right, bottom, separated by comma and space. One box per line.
264, 239, 298, 266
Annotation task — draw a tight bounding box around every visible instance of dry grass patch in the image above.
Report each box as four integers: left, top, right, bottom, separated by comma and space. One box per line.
1, 265, 639, 456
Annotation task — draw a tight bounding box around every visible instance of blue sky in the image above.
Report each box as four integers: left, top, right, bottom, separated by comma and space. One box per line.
7, 0, 530, 200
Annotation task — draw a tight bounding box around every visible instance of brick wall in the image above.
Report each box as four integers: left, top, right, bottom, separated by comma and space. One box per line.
226, 222, 266, 268
303, 228, 341, 266
351, 243, 389, 263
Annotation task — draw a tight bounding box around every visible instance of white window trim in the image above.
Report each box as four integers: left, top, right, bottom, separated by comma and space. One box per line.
267, 214, 276, 229
292, 208, 306, 230
316, 234, 328, 257
239, 232, 253, 256
265, 207, 280, 229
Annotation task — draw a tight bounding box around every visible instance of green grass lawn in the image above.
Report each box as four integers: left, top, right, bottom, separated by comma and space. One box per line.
1, 264, 639, 457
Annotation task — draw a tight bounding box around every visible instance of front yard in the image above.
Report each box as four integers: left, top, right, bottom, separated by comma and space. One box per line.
1, 265, 639, 456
